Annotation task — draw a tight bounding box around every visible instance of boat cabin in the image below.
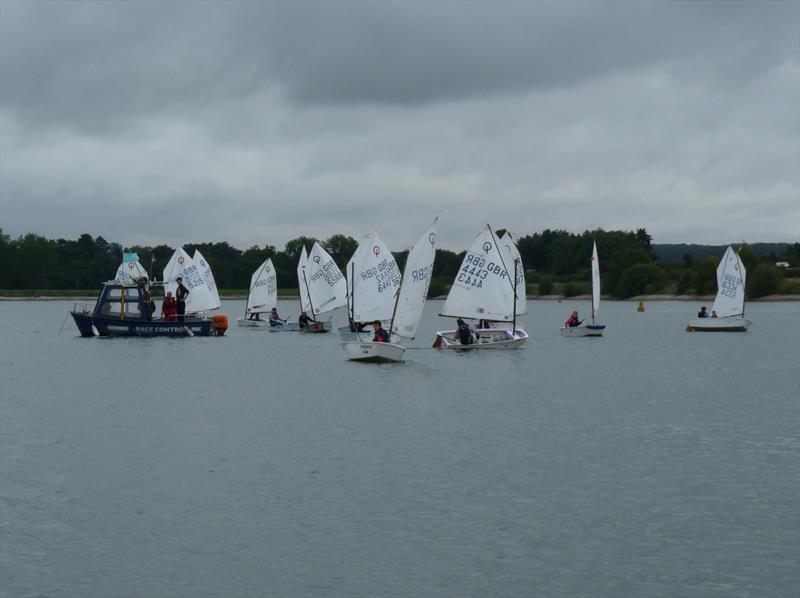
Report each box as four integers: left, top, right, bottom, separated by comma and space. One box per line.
93, 282, 152, 320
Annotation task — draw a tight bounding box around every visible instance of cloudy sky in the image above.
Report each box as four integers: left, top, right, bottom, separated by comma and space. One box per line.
1, 0, 798, 251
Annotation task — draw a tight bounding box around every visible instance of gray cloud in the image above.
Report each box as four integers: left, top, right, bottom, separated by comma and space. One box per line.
1, 0, 798, 251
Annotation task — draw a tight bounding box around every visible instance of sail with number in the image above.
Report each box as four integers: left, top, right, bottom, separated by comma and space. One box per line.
391, 219, 438, 339
348, 233, 402, 323
114, 255, 149, 284
245, 258, 277, 317
441, 225, 516, 322
306, 242, 347, 316
499, 232, 527, 316
711, 246, 746, 318
193, 250, 221, 310
591, 241, 600, 323
162, 247, 217, 313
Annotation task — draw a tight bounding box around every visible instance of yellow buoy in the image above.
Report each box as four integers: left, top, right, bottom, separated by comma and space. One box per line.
637, 300, 645, 312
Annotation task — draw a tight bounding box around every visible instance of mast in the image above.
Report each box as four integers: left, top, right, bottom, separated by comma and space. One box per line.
301, 268, 316, 319
512, 258, 518, 334
349, 261, 355, 327
736, 248, 745, 318
388, 278, 402, 340
591, 239, 596, 326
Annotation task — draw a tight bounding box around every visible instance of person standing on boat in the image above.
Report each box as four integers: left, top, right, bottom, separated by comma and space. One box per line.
564, 311, 582, 328
372, 320, 390, 343
162, 292, 177, 321
456, 319, 475, 344
175, 277, 189, 322
144, 291, 156, 321
697, 306, 709, 318
269, 307, 285, 327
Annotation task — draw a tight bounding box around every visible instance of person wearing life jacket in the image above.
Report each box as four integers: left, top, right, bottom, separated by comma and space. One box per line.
456, 319, 475, 345
372, 320, 390, 343
697, 306, 709, 318
564, 311, 582, 328
162, 292, 177, 322
298, 311, 313, 329
269, 307, 286, 327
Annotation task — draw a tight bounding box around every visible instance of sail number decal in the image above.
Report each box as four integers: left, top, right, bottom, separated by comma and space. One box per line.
253, 277, 277, 294
310, 258, 344, 287
457, 253, 507, 288
359, 257, 401, 293
719, 273, 740, 298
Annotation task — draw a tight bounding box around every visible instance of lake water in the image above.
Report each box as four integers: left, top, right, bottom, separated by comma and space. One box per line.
1, 299, 798, 598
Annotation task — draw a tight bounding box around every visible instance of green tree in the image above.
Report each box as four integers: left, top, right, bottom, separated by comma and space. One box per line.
614, 263, 667, 297
324, 234, 358, 270
748, 264, 781, 298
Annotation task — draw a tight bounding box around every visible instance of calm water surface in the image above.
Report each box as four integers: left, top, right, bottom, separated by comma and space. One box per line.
1, 299, 798, 597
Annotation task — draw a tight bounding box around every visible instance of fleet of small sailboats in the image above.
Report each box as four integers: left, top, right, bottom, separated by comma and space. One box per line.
686, 246, 752, 332
70, 227, 759, 346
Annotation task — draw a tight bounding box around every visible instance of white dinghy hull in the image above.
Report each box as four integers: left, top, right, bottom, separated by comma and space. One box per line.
433, 328, 528, 350
341, 341, 406, 363
237, 317, 268, 328
268, 321, 303, 332
686, 317, 751, 332
300, 320, 332, 333
561, 325, 605, 337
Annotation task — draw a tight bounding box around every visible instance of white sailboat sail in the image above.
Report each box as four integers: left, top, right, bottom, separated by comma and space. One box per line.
306, 242, 347, 316
391, 219, 438, 339
296, 246, 312, 314
114, 259, 149, 284
499, 232, 527, 316
193, 250, 221, 310
162, 247, 217, 313
345, 233, 372, 321
349, 233, 402, 323
711, 246, 746, 318
591, 240, 600, 323
441, 225, 516, 322
245, 258, 277, 316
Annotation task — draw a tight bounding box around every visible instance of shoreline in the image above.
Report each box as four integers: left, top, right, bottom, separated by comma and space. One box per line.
2, 294, 797, 302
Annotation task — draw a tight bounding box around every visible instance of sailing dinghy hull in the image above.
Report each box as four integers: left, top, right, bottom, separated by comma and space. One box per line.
433, 328, 528, 350
237, 317, 268, 328
561, 325, 605, 337
686, 317, 751, 332
341, 341, 405, 362
267, 321, 303, 332
300, 320, 332, 333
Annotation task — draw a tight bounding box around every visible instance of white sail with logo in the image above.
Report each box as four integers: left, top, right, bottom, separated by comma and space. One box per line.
349, 233, 402, 323
391, 219, 438, 339
440, 225, 515, 322
296, 245, 312, 314
162, 247, 217, 313
306, 242, 347, 316
193, 249, 221, 309
591, 240, 600, 323
499, 232, 527, 317
246, 258, 277, 317
114, 259, 149, 284
711, 246, 746, 318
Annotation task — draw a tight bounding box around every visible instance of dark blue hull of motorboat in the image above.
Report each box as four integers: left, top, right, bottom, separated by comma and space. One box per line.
71, 312, 215, 337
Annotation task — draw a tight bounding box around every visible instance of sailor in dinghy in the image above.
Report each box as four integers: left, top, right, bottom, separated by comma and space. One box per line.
341, 219, 438, 363
560, 240, 605, 337
686, 246, 752, 332
433, 224, 528, 350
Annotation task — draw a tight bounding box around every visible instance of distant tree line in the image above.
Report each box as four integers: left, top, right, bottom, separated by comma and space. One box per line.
1, 228, 797, 298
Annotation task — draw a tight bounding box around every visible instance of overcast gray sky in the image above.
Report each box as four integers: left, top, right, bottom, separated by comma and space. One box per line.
1, 0, 798, 251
